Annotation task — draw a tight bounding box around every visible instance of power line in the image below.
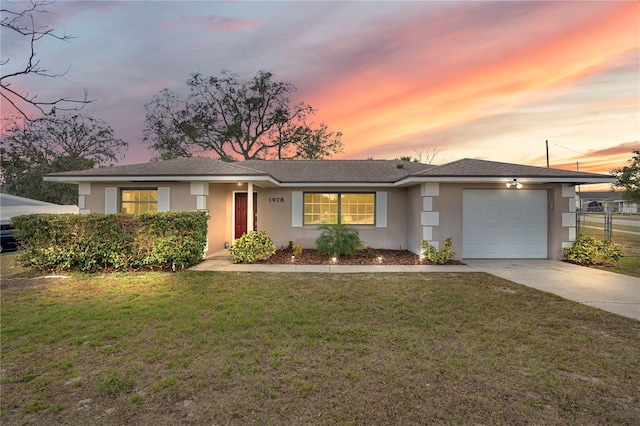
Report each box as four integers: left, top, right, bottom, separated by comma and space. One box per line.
548, 141, 586, 155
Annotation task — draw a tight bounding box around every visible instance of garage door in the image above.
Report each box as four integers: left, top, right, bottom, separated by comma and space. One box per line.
463, 190, 547, 258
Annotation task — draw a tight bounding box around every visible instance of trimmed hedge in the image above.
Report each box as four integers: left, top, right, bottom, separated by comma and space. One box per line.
11, 211, 209, 272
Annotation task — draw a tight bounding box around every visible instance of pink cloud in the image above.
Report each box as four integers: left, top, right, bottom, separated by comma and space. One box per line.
197, 15, 264, 33
588, 142, 640, 158
306, 2, 638, 163
527, 142, 638, 174
159, 15, 263, 33
130, 79, 176, 100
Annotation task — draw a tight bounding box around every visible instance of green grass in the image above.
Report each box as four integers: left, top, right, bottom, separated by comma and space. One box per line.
579, 215, 640, 258
1, 256, 639, 425
575, 227, 640, 277
577, 214, 640, 278
596, 256, 640, 278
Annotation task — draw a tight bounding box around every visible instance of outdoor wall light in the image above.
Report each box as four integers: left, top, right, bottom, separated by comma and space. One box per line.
506, 179, 523, 189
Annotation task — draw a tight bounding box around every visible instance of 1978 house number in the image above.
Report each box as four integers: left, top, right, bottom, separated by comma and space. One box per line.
269, 197, 285, 203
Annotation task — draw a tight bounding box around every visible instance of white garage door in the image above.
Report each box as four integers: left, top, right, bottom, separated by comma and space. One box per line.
463, 190, 547, 258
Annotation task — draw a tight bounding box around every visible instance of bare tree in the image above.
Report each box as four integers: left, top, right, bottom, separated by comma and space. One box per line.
1, 0, 92, 120
412, 144, 447, 165
144, 70, 343, 161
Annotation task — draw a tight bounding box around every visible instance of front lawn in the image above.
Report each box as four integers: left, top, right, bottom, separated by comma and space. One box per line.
596, 255, 640, 278
1, 256, 639, 425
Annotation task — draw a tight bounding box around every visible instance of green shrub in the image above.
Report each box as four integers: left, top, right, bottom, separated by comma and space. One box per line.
421, 237, 456, 264
316, 223, 364, 257
563, 235, 622, 266
230, 231, 276, 263
11, 211, 209, 272
287, 240, 302, 256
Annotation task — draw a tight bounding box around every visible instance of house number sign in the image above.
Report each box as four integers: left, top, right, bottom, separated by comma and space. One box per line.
269, 197, 285, 203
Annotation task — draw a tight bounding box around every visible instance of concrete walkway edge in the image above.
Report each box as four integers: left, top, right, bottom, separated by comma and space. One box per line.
189, 258, 639, 321
189, 261, 475, 273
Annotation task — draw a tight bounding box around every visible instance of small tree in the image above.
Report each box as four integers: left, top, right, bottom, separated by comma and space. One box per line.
611, 150, 640, 203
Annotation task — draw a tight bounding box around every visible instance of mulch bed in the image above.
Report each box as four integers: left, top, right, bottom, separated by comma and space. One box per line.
258, 248, 464, 265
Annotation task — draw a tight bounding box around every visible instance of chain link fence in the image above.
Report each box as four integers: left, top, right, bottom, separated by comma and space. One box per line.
576, 212, 640, 257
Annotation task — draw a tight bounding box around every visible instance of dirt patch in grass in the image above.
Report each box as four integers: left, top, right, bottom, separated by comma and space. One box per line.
259, 248, 463, 265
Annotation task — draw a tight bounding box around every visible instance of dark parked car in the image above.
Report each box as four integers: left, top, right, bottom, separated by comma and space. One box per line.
0, 224, 18, 253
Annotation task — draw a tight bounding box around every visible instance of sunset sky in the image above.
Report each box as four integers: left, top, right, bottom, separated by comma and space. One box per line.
2, 1, 638, 176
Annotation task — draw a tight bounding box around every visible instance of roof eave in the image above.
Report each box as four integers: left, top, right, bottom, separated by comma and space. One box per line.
276, 181, 396, 188
395, 176, 615, 186
44, 174, 614, 187
44, 175, 280, 186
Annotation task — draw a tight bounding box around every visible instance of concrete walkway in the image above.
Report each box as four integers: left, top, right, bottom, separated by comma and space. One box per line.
189, 255, 640, 321
189, 257, 474, 273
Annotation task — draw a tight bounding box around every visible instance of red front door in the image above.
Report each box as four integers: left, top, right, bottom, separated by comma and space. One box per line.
234, 193, 258, 240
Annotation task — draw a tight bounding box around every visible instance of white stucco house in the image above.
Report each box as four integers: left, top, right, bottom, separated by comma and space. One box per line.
45, 157, 614, 260
577, 191, 639, 214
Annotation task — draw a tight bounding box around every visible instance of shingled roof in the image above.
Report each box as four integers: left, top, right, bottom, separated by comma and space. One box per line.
46, 157, 265, 177
241, 160, 431, 183
412, 158, 610, 179
46, 156, 612, 185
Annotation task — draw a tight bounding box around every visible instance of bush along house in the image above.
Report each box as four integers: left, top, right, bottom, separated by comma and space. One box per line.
45, 157, 614, 260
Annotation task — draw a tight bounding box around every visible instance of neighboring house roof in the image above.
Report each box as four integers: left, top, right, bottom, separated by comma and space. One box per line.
45, 157, 614, 186
0, 193, 58, 207
577, 192, 629, 202
0, 193, 78, 224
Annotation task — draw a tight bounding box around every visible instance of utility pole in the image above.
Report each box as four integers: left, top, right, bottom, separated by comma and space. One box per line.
546, 140, 549, 168
576, 161, 581, 212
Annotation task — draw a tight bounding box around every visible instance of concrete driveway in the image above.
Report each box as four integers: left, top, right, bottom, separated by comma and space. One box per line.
465, 259, 640, 321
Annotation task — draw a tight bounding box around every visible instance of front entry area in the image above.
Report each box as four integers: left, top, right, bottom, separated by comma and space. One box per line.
463, 189, 547, 258
234, 192, 258, 240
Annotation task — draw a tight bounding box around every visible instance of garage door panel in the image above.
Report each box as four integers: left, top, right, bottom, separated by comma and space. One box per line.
463, 190, 547, 258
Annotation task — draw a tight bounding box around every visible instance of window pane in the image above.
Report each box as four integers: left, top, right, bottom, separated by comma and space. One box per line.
340, 193, 375, 225
304, 193, 338, 225
304, 192, 374, 225
121, 189, 158, 214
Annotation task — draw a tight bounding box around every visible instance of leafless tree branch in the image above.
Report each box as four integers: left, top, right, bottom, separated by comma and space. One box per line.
0, 0, 93, 119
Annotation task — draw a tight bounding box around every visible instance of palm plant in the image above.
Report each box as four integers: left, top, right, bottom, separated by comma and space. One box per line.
315, 223, 364, 257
